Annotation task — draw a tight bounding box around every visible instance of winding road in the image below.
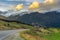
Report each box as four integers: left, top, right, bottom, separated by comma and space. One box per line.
0, 29, 27, 40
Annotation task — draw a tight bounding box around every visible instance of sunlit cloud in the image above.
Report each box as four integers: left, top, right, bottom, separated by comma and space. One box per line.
16, 4, 24, 11
28, 1, 40, 10
44, 0, 55, 4
40, 0, 60, 12
0, 0, 60, 12
27, 0, 60, 12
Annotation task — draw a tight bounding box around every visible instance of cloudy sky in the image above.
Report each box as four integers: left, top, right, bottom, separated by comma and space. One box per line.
0, 0, 60, 12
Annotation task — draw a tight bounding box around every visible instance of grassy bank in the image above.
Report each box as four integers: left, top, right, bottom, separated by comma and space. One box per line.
0, 19, 33, 30
20, 27, 60, 40
44, 28, 60, 40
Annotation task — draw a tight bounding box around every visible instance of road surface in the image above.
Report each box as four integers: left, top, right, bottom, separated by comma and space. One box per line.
0, 29, 27, 40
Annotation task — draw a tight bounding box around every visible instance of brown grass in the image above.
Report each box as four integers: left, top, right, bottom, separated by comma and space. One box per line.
21, 33, 45, 40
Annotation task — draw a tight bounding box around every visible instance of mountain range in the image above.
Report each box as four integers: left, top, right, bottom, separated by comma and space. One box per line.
0, 11, 60, 28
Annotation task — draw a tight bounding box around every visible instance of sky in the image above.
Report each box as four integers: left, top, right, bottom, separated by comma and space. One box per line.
0, 0, 60, 12
0, 0, 44, 11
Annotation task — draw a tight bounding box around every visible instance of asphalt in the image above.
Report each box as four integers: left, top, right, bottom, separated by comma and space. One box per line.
0, 29, 27, 40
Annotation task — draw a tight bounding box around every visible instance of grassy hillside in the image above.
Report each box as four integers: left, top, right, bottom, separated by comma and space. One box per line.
20, 27, 60, 40
0, 19, 33, 30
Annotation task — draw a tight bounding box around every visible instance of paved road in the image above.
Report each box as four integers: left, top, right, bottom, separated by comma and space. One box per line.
0, 29, 27, 40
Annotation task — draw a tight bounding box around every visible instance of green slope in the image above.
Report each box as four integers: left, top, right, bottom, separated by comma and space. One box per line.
0, 19, 33, 30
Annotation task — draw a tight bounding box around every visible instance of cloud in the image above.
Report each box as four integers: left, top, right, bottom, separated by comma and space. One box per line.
40, 0, 60, 11
27, 0, 60, 12
6, 0, 20, 1
16, 4, 24, 11
0, 1, 17, 11
0, 3, 11, 11
0, 0, 60, 12
0, 0, 60, 17
28, 1, 40, 9
44, 0, 55, 4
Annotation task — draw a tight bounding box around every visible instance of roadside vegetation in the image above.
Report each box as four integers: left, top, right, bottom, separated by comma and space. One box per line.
20, 26, 60, 40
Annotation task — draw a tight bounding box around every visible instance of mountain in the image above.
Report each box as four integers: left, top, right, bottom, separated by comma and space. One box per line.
0, 11, 60, 28
16, 11, 60, 28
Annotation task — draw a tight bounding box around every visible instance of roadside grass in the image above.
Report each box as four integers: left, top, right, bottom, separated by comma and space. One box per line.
20, 30, 45, 40
20, 27, 60, 40
44, 32, 60, 40
44, 28, 60, 40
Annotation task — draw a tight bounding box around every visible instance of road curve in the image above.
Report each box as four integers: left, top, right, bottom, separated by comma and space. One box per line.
0, 29, 27, 40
